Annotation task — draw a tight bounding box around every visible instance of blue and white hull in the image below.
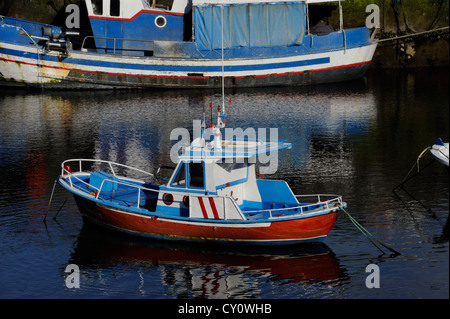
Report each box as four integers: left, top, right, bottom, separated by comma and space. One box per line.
0, 0, 378, 89
0, 39, 376, 89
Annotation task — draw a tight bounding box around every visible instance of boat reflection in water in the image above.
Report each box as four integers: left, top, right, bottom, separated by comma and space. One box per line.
69, 222, 346, 298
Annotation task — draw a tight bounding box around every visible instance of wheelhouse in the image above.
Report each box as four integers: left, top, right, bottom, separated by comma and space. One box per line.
84, 0, 192, 54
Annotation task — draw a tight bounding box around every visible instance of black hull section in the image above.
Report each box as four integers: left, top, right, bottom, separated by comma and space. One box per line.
1, 63, 370, 90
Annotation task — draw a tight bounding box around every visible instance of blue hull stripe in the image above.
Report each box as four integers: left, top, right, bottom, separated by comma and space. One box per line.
1, 46, 330, 73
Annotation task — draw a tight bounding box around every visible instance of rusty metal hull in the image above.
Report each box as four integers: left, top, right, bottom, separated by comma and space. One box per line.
1, 38, 377, 89
0, 64, 371, 89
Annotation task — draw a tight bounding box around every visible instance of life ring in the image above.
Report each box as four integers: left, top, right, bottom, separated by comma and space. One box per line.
162, 193, 174, 205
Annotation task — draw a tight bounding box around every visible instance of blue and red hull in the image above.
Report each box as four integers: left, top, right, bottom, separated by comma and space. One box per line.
73, 194, 340, 245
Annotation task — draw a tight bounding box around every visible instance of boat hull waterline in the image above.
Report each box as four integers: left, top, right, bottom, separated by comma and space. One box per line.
72, 194, 340, 245
0, 40, 376, 89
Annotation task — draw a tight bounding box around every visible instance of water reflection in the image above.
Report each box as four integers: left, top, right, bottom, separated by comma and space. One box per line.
0, 69, 448, 298
1, 79, 377, 171
1, 81, 379, 201
69, 223, 346, 298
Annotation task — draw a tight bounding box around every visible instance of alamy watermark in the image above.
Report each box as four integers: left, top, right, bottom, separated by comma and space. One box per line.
170, 120, 280, 174
65, 4, 80, 29
365, 4, 380, 29
63, 3, 380, 30
65, 264, 80, 289
365, 264, 380, 289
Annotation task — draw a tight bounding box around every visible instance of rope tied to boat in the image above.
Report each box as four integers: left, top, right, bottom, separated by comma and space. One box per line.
337, 205, 401, 256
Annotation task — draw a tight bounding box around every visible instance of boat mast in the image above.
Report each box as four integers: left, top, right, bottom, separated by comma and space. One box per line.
221, 4, 225, 111
213, 4, 226, 151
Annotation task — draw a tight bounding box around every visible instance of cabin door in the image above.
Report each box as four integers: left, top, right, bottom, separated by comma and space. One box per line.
89, 0, 107, 52
105, 0, 123, 54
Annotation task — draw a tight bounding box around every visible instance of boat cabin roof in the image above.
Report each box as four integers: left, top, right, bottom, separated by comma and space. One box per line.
179, 137, 292, 161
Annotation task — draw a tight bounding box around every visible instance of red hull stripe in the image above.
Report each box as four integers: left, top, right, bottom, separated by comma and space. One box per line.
234, 61, 371, 78
197, 197, 209, 219
208, 197, 220, 219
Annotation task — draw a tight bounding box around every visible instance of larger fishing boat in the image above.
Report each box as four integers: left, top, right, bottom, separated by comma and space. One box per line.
1, 0, 377, 89
55, 106, 346, 244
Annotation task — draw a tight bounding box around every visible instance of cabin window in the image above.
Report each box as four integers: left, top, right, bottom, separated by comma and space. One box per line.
92, 0, 103, 15
145, 0, 174, 11
110, 0, 120, 17
171, 163, 186, 187
214, 159, 249, 189
189, 162, 204, 188
217, 161, 247, 173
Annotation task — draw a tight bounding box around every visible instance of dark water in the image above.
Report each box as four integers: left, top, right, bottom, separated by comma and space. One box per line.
0, 68, 448, 300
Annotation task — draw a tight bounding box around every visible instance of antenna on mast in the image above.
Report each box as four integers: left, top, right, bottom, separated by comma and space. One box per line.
201, 94, 206, 132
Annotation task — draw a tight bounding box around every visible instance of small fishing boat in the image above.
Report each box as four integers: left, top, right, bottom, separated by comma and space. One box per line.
56, 108, 345, 245
430, 138, 449, 167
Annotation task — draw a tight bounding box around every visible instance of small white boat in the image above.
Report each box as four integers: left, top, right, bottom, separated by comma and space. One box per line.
397, 137, 449, 187
430, 138, 449, 167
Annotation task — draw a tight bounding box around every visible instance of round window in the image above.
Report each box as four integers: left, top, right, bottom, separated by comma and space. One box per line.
162, 193, 173, 205
155, 16, 167, 28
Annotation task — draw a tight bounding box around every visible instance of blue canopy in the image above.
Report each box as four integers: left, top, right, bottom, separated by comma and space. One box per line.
194, 2, 306, 50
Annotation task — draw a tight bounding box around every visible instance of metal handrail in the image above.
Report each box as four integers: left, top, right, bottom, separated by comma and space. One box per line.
60, 159, 342, 217
244, 194, 343, 218
81, 35, 154, 53
61, 159, 154, 179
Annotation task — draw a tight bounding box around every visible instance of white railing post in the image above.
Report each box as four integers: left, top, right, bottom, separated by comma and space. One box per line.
108, 162, 115, 176
137, 188, 141, 208
223, 197, 226, 220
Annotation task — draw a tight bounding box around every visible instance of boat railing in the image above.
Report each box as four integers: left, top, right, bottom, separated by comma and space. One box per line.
60, 159, 342, 218
80, 35, 154, 54
61, 159, 159, 207
61, 159, 154, 186
62, 159, 154, 178
296, 194, 344, 212
61, 161, 244, 216
244, 194, 343, 219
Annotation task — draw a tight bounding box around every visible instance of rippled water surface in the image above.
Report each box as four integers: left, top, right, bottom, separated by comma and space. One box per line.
0, 68, 448, 300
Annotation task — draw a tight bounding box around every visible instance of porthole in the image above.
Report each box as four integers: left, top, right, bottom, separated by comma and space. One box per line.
162, 193, 173, 205
155, 15, 167, 28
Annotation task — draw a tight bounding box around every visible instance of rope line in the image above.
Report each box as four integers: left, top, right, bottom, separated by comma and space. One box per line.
338, 205, 401, 256
378, 26, 449, 42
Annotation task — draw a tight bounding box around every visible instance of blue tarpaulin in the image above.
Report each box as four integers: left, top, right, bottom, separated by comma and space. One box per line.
194, 2, 305, 50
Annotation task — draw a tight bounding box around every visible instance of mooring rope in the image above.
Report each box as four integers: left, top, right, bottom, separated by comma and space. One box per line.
338, 205, 401, 256
378, 26, 449, 42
